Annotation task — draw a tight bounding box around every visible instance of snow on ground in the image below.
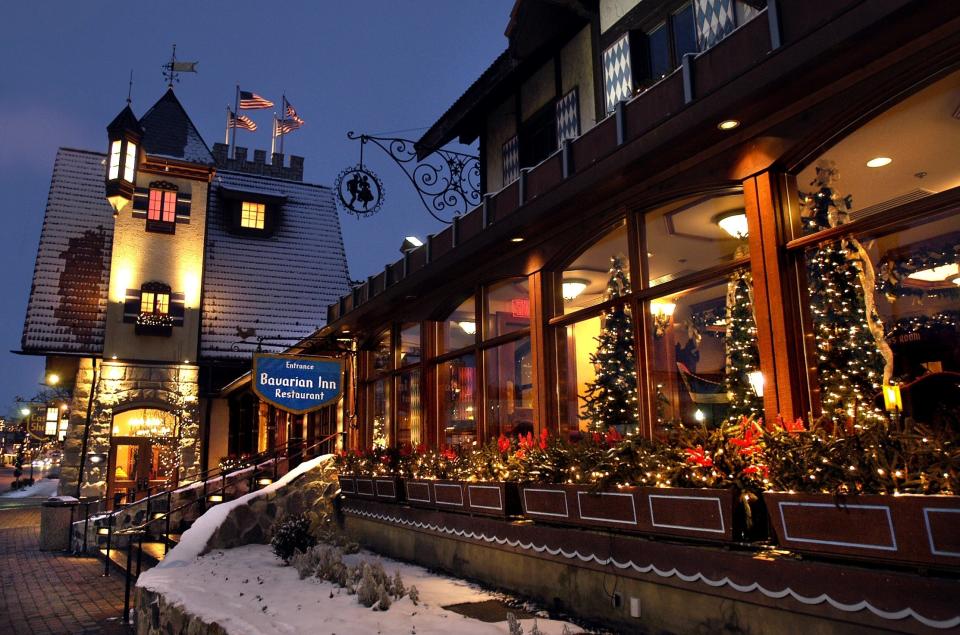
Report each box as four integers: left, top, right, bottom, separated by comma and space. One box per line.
1, 477, 60, 498
138, 543, 580, 635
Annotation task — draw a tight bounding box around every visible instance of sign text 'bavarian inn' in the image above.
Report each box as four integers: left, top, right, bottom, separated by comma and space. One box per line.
252, 354, 344, 414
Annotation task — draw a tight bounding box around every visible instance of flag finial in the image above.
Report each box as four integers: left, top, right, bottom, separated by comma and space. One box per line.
126, 69, 133, 104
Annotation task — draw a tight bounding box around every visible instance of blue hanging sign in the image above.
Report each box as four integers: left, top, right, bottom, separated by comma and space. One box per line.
252, 354, 344, 414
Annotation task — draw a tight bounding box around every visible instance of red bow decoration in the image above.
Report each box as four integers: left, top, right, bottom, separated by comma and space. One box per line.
605, 427, 623, 444
497, 434, 511, 454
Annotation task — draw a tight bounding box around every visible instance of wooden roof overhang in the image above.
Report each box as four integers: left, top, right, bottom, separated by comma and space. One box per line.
311, 0, 960, 348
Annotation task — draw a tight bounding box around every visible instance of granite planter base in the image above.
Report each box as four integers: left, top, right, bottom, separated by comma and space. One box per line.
520, 484, 740, 542
764, 492, 960, 570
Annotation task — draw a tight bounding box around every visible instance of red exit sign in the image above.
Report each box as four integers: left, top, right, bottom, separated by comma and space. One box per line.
511, 298, 530, 318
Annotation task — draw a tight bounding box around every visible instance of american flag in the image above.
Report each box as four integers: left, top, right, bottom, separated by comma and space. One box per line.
284, 100, 300, 121
229, 110, 257, 131
275, 118, 303, 135
239, 90, 273, 110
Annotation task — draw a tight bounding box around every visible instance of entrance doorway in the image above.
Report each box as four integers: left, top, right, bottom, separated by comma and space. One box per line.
107, 408, 177, 508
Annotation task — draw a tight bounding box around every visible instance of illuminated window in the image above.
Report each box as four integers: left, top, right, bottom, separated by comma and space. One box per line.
148, 189, 177, 223
140, 290, 170, 315
124, 141, 137, 182
109, 140, 122, 180
44, 408, 58, 436
241, 201, 265, 229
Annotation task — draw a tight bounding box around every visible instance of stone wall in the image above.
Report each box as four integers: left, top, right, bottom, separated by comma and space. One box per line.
59, 360, 200, 499
133, 458, 338, 634
202, 460, 338, 553
135, 587, 230, 635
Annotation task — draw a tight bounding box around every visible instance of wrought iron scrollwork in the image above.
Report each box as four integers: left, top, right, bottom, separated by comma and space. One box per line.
346, 132, 480, 224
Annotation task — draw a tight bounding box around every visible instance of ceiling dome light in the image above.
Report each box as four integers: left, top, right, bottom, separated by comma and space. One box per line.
866, 157, 892, 168
717, 119, 740, 131
510, 236, 524, 243
562, 278, 589, 301
908, 263, 958, 282
714, 210, 749, 239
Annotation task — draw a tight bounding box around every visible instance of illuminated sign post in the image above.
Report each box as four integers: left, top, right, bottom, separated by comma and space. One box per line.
252, 354, 344, 414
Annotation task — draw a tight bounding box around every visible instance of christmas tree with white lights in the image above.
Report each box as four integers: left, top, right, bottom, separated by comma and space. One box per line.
801, 162, 887, 421
581, 256, 639, 433
723, 269, 763, 422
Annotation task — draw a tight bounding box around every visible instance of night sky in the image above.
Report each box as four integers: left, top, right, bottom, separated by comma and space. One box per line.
0, 1, 512, 413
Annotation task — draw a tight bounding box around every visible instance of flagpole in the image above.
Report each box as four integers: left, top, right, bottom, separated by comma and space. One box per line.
280, 94, 286, 155
270, 115, 276, 156
230, 83, 240, 159
224, 106, 231, 145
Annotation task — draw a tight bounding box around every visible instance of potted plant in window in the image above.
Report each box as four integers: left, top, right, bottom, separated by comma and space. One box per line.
762, 415, 960, 569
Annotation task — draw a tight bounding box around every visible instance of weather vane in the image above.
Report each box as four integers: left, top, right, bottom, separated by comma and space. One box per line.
162, 44, 198, 87
335, 132, 480, 224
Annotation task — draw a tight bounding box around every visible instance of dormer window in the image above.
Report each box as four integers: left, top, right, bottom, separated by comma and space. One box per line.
241, 201, 265, 229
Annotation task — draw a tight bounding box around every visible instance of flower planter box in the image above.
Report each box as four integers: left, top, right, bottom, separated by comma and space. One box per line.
337, 474, 356, 496
764, 492, 960, 569
404, 479, 433, 508
415, 480, 520, 517
373, 477, 403, 502
339, 475, 403, 502
520, 484, 738, 542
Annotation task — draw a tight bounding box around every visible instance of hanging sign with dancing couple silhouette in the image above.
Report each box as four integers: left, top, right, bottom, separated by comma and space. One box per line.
335, 164, 385, 217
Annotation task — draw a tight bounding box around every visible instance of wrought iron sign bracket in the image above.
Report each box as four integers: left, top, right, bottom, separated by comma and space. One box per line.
336, 132, 480, 224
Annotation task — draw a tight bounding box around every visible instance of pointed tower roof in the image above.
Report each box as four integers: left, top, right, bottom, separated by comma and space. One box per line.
107, 104, 144, 137
138, 88, 214, 165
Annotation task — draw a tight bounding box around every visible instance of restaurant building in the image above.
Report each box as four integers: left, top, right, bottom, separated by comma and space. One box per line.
19, 87, 350, 505
287, 0, 960, 632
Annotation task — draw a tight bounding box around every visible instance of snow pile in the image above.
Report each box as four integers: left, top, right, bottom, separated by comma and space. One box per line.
148, 454, 333, 570
1, 478, 60, 499
137, 543, 580, 635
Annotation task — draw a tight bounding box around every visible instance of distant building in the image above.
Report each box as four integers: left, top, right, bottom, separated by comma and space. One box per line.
20, 88, 350, 503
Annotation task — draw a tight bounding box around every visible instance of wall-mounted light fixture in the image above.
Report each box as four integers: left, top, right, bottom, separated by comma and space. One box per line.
748, 370, 764, 398
650, 301, 676, 337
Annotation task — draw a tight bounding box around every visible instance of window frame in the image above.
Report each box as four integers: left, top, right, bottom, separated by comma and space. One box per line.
240, 201, 266, 230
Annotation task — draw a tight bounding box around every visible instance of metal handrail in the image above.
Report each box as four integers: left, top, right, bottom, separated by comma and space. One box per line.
107, 439, 302, 516
110, 432, 341, 622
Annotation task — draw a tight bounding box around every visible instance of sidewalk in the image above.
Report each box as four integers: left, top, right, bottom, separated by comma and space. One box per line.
0, 506, 130, 634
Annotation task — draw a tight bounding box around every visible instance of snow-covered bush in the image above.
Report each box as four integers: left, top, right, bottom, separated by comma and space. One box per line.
270, 513, 317, 563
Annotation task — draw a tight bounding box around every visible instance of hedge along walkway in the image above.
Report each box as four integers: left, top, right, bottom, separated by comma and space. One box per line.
0, 506, 130, 635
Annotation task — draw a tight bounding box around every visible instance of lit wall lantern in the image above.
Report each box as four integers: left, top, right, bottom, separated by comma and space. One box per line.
747, 370, 765, 397
105, 104, 143, 215
882, 384, 902, 412
650, 301, 676, 337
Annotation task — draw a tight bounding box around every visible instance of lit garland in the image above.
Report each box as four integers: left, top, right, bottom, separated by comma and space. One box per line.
136, 312, 175, 327
885, 310, 960, 338
580, 256, 639, 434
877, 239, 960, 301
